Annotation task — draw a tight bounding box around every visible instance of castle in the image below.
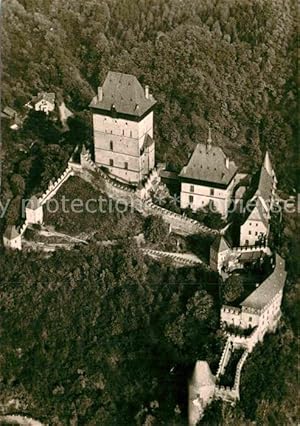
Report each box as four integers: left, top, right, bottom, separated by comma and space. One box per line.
2, 72, 286, 424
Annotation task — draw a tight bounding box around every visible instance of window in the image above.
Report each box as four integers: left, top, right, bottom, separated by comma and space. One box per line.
109, 159, 114, 166
249, 317, 252, 322
189, 195, 194, 203
249, 230, 252, 235
255, 231, 258, 236
110, 141, 113, 150
190, 185, 194, 193
249, 222, 252, 226
122, 129, 124, 135
210, 188, 214, 196
124, 162, 128, 170
256, 223, 258, 226
130, 130, 132, 137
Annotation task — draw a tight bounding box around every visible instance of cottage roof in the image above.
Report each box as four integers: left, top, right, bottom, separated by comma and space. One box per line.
3, 106, 17, 118
4, 225, 19, 240
241, 254, 286, 310
179, 143, 237, 187
89, 71, 156, 117
211, 235, 231, 253
32, 92, 55, 105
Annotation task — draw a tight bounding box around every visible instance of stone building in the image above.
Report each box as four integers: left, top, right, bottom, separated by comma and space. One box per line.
179, 130, 238, 218
3, 225, 22, 250
26, 196, 43, 225
89, 71, 156, 185
240, 151, 277, 246
220, 254, 286, 338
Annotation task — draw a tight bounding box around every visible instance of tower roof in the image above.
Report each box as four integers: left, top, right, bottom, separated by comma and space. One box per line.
26, 196, 40, 210
4, 225, 19, 240
211, 235, 231, 252
89, 71, 156, 118
263, 151, 273, 176
190, 361, 215, 388
179, 143, 237, 187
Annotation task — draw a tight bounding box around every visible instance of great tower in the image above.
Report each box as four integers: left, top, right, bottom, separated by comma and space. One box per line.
89, 71, 156, 185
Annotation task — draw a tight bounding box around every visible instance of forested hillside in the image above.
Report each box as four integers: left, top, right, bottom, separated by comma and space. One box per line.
0, 1, 299, 424
1, 0, 298, 189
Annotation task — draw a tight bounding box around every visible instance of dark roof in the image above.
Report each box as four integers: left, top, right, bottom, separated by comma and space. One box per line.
4, 225, 19, 240
241, 254, 286, 310
179, 143, 237, 186
211, 235, 231, 252
89, 71, 156, 117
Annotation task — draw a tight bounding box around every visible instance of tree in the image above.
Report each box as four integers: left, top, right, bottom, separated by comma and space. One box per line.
222, 274, 244, 303
143, 215, 169, 243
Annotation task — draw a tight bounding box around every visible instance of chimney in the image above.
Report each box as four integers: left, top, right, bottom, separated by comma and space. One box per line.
97, 86, 103, 102
225, 157, 230, 169
145, 85, 149, 99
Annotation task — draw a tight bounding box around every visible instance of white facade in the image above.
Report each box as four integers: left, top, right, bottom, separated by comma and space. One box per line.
3, 234, 22, 250
35, 99, 55, 115
240, 218, 268, 246
26, 204, 43, 224
180, 177, 236, 218
93, 111, 154, 184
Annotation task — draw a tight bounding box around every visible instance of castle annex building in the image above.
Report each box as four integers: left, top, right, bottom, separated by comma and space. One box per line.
89, 71, 156, 185
179, 132, 238, 218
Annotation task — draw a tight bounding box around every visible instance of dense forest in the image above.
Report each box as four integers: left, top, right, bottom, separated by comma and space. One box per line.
0, 0, 299, 424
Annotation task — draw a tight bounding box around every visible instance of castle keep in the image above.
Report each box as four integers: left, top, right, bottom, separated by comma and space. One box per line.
89, 71, 156, 185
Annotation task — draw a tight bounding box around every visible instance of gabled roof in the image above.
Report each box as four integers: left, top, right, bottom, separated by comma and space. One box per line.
211, 235, 231, 253
241, 254, 286, 311
89, 71, 156, 117
4, 225, 20, 240
179, 143, 237, 187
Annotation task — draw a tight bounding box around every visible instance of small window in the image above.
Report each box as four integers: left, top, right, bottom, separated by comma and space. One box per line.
109, 159, 114, 167
130, 130, 132, 137
124, 162, 128, 170
190, 185, 194, 193
249, 231, 252, 235
122, 129, 124, 135
249, 222, 252, 226
110, 130, 113, 134
256, 223, 258, 227
255, 231, 258, 236
189, 195, 194, 203
110, 141, 113, 150
249, 317, 252, 322
210, 188, 214, 196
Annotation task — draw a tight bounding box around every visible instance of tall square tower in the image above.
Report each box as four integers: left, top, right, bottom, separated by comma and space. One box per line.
89, 71, 156, 185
